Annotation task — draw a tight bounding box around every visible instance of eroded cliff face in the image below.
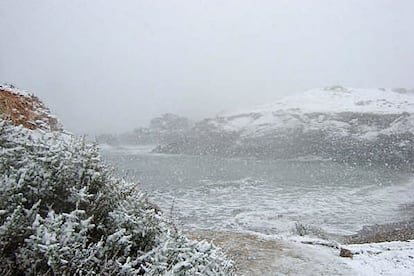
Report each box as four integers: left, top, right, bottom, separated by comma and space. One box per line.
0, 84, 61, 131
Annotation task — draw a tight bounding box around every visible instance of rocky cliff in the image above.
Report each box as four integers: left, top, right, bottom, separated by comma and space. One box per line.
0, 84, 61, 131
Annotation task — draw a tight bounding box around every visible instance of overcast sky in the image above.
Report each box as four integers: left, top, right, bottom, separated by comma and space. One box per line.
1, 0, 414, 134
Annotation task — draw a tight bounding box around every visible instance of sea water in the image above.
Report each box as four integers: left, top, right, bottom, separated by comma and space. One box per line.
102, 145, 414, 238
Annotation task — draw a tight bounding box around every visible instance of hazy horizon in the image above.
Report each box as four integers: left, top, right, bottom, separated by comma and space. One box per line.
1, 0, 414, 134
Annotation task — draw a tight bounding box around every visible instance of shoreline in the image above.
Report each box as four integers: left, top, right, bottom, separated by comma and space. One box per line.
345, 220, 414, 244
187, 230, 284, 275
187, 229, 354, 275
187, 219, 414, 275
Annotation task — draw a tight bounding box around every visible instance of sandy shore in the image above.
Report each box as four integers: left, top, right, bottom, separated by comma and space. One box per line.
187, 230, 352, 275
188, 230, 283, 275
188, 226, 414, 275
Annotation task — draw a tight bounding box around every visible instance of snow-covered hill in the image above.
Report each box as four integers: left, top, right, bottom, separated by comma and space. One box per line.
228, 86, 414, 115
155, 86, 414, 166
207, 86, 414, 138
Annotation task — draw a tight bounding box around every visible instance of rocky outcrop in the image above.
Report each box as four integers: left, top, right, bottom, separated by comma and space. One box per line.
0, 84, 61, 131
97, 113, 193, 145
154, 86, 414, 167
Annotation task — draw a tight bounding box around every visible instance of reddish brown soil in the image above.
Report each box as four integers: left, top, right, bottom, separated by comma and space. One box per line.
0, 89, 60, 131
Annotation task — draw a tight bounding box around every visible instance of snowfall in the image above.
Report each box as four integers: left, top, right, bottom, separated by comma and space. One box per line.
3, 84, 414, 275
103, 144, 414, 275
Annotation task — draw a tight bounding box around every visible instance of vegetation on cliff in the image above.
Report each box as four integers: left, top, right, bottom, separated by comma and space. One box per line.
0, 85, 233, 275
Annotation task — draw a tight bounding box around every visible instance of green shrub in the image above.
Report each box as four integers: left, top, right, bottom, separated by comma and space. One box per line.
0, 120, 233, 275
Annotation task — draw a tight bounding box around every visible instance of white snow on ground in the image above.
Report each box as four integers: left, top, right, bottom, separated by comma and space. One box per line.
285, 237, 414, 276
343, 240, 414, 276
193, 231, 414, 275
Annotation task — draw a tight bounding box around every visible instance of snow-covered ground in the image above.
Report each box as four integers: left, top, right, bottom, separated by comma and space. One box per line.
342, 240, 414, 275
282, 236, 414, 276
189, 230, 414, 275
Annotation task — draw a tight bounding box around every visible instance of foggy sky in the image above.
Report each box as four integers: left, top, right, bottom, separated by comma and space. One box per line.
1, 0, 414, 134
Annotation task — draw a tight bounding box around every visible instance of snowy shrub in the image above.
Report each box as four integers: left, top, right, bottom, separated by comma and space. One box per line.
293, 222, 328, 240
0, 120, 233, 275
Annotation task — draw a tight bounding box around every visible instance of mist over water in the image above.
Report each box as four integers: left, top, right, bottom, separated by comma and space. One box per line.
2, 1, 414, 134
102, 146, 414, 238
2, 1, 414, 274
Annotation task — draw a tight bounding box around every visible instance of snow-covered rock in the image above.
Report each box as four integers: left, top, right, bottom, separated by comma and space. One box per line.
155, 86, 414, 166
0, 83, 62, 131
209, 86, 414, 138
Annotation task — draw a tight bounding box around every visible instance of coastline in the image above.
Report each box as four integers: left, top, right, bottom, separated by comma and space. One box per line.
345, 220, 414, 244
187, 222, 414, 275
187, 230, 352, 275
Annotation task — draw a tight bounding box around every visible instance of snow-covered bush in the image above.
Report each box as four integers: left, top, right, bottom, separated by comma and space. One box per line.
0, 120, 233, 275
